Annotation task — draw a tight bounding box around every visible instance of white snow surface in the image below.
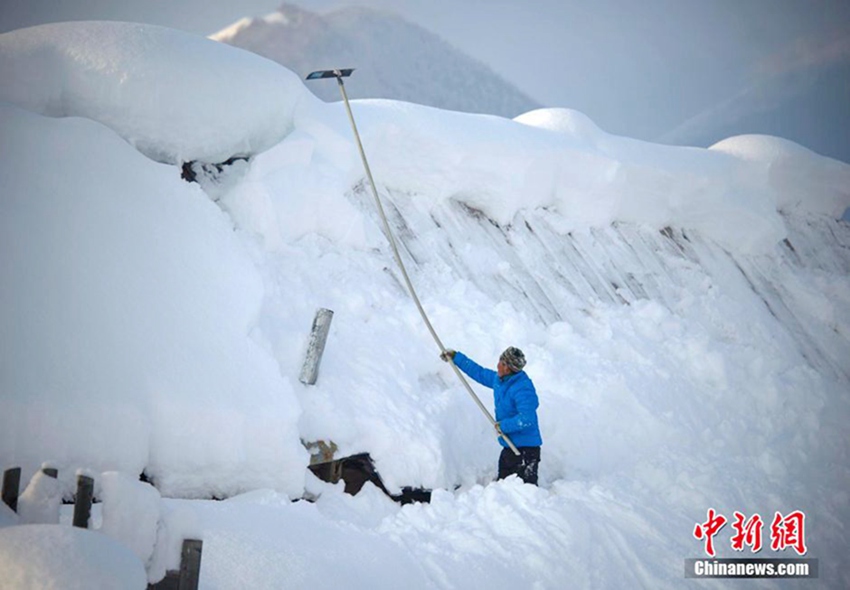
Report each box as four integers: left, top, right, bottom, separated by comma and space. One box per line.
1, 20, 850, 589
710, 134, 850, 216
0, 102, 306, 499
0, 524, 147, 590
99, 472, 161, 569
16, 470, 61, 525
0, 21, 314, 164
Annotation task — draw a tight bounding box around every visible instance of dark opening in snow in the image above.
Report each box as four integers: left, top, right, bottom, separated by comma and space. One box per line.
308, 453, 431, 505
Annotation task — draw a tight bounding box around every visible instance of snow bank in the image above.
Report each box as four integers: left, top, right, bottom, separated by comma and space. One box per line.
0, 524, 147, 590
192, 487, 426, 589
171, 477, 725, 588
0, 21, 316, 164
0, 102, 306, 497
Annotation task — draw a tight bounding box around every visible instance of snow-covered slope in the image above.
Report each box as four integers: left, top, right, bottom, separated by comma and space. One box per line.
211, 3, 540, 119
1, 20, 849, 588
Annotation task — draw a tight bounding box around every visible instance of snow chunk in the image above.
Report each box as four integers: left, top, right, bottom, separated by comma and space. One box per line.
710, 134, 850, 217
0, 21, 317, 164
0, 524, 147, 590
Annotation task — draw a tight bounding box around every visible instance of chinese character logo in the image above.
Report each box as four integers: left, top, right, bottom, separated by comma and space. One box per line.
770, 510, 807, 555
693, 508, 727, 557
731, 511, 763, 553
693, 509, 808, 557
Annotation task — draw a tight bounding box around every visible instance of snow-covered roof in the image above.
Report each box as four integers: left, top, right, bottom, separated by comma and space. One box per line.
0, 21, 315, 164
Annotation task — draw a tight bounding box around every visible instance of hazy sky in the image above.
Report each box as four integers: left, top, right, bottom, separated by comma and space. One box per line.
2, 0, 848, 144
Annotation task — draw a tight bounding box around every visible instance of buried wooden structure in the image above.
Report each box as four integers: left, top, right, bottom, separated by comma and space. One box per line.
299, 308, 432, 504
305, 444, 431, 505
299, 308, 334, 386
149, 539, 203, 590
1, 466, 20, 513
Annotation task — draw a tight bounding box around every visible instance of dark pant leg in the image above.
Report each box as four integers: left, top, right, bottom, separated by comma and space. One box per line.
497, 447, 516, 481
498, 446, 540, 485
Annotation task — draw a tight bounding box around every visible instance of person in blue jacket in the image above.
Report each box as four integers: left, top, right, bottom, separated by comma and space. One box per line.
440, 346, 542, 485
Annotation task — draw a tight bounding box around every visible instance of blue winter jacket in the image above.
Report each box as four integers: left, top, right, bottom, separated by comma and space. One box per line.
453, 351, 542, 448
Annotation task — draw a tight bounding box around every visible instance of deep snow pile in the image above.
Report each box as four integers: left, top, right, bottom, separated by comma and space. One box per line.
1, 20, 850, 589
709, 134, 850, 216
0, 102, 306, 499
0, 21, 314, 164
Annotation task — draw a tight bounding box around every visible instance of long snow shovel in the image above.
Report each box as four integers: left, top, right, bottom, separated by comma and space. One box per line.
306, 69, 520, 456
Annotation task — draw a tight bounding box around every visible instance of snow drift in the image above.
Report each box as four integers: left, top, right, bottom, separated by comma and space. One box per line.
0, 21, 315, 164
0, 102, 306, 498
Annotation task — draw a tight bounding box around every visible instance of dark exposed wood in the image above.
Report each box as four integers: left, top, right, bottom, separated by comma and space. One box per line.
72, 474, 94, 528
2, 467, 21, 512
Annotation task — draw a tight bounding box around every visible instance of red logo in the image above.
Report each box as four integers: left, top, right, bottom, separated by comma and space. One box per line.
770, 511, 807, 555
693, 508, 727, 557
731, 512, 763, 553
693, 509, 807, 556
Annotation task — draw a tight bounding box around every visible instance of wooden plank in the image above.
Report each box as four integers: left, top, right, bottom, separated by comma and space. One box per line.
72, 474, 94, 528
2, 467, 21, 512
299, 308, 334, 385
179, 539, 203, 590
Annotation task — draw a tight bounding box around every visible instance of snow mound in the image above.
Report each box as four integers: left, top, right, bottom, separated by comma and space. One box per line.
0, 102, 306, 498
514, 107, 603, 145
0, 21, 316, 164
0, 524, 147, 590
710, 134, 850, 217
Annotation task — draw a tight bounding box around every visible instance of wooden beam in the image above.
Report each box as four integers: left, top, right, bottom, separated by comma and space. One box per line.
299, 308, 334, 385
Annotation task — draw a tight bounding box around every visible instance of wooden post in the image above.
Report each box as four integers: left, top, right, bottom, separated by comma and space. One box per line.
2, 467, 21, 513
179, 539, 203, 590
299, 308, 334, 385
72, 474, 94, 528
147, 538, 204, 590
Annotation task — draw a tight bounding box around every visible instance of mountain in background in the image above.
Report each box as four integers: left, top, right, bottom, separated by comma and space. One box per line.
211, 3, 540, 118
660, 50, 850, 165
